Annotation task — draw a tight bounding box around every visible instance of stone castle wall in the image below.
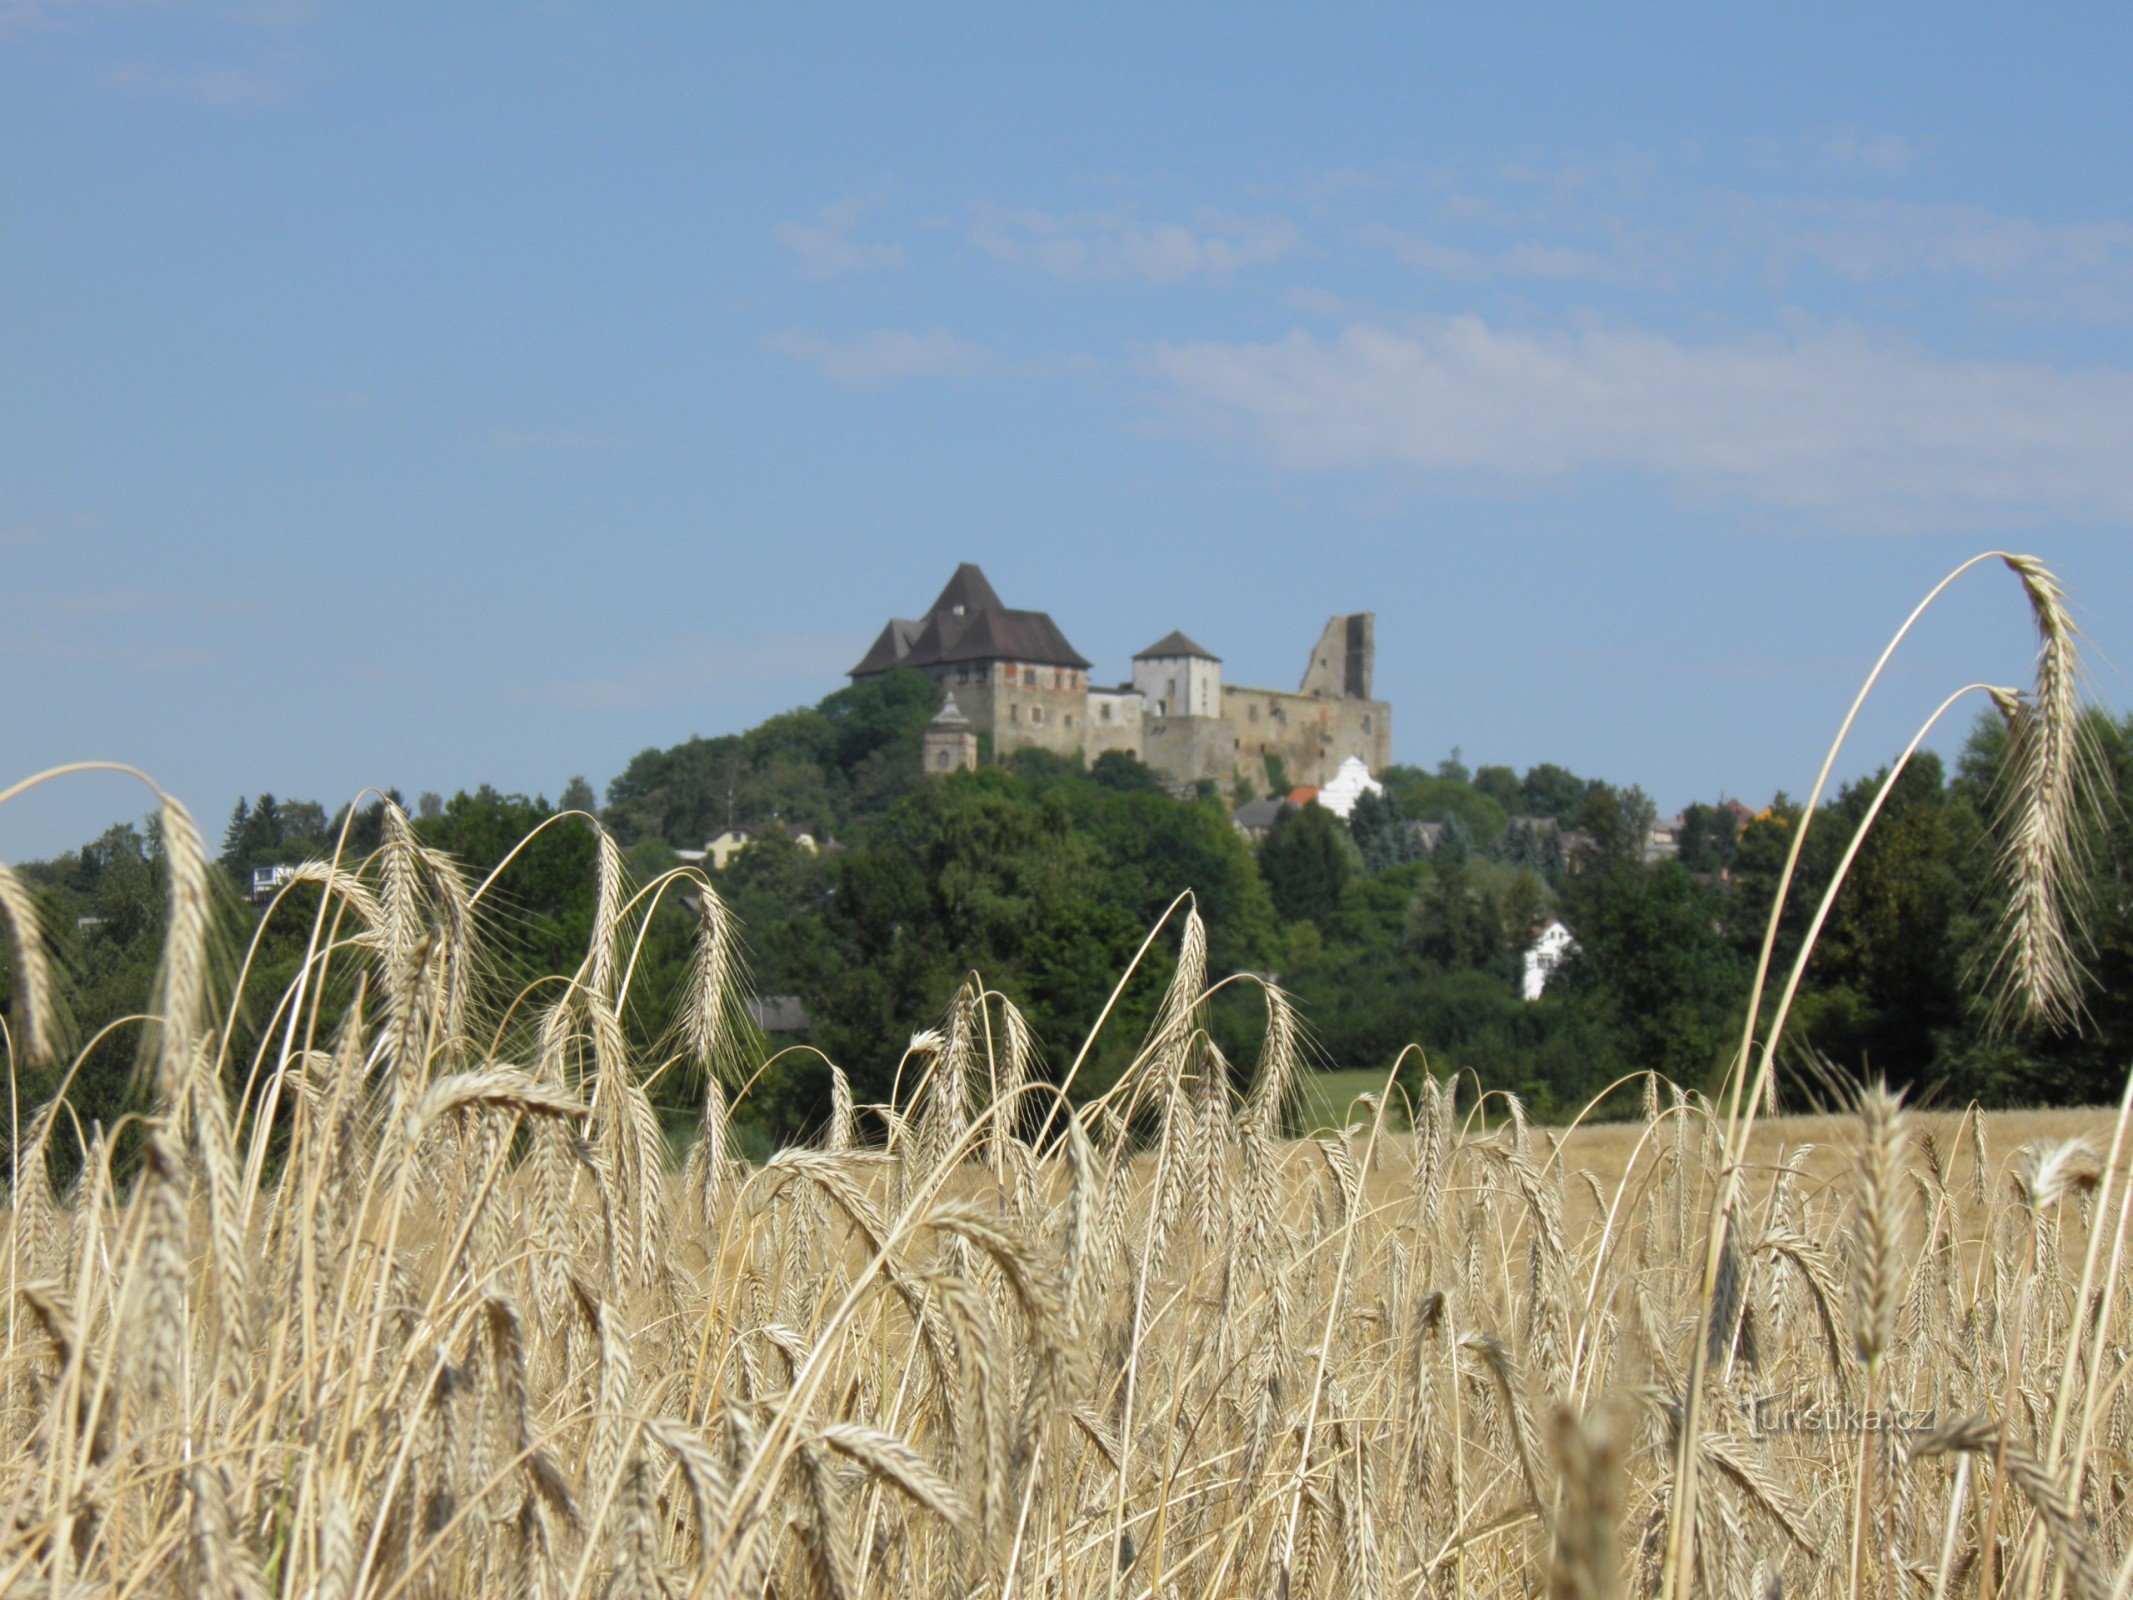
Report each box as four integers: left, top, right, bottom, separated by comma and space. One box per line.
1146, 685, 1392, 791
918, 616, 1389, 789
933, 661, 1088, 760
1083, 687, 1145, 760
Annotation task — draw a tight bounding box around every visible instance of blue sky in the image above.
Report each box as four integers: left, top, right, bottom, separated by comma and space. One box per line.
4, 4, 2130, 857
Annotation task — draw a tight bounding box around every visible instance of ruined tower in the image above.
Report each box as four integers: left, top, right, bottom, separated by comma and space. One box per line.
1298, 613, 1375, 700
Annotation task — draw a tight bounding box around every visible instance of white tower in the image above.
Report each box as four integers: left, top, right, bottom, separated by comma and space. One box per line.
1131, 631, 1222, 718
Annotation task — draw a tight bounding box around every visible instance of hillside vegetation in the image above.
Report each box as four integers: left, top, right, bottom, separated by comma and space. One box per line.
0, 552, 2123, 1598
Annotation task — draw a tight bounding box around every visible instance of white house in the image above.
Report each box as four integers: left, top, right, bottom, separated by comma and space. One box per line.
249, 864, 298, 904
1521, 919, 1577, 1001
1314, 755, 1385, 821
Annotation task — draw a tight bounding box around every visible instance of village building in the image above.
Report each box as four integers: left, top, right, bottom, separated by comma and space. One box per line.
1522, 919, 1578, 1001
854, 563, 1392, 791
676, 824, 820, 871
1313, 755, 1386, 820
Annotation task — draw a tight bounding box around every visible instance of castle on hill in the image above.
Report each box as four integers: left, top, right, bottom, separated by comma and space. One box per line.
850, 564, 1391, 791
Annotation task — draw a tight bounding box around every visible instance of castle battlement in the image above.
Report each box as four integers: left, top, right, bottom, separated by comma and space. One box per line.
854, 564, 1392, 791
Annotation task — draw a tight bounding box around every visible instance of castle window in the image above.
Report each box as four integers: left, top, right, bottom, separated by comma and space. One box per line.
1248, 704, 1258, 722
1023, 666, 1036, 686
1100, 703, 1112, 722
1362, 715, 1372, 733
1030, 706, 1043, 725
938, 751, 952, 769
1009, 705, 1020, 722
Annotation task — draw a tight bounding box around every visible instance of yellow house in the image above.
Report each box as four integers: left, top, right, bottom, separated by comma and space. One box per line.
676, 824, 819, 871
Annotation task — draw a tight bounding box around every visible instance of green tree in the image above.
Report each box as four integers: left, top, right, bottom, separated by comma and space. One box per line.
1347, 787, 1419, 872
1377, 766, 1508, 846
1259, 803, 1352, 926
1520, 763, 1599, 823
1574, 783, 1658, 875
1556, 860, 1740, 1086
1473, 764, 1521, 813
1676, 801, 1742, 874
1090, 750, 1166, 794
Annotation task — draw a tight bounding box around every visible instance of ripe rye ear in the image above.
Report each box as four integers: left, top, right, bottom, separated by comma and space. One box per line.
0, 864, 55, 1066
1983, 555, 2108, 1032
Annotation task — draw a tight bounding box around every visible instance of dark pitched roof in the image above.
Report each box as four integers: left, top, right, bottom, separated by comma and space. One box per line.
850, 564, 1091, 676
927, 562, 1004, 619
1134, 629, 1220, 662
850, 617, 920, 678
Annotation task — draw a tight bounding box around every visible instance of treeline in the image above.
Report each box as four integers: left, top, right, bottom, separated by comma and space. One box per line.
6, 669, 2128, 1142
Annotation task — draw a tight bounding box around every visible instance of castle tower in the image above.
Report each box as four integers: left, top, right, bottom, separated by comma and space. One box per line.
1299, 613, 1374, 700
921, 694, 979, 775
1132, 630, 1222, 719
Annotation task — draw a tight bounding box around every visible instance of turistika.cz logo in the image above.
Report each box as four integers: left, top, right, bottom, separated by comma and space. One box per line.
1748, 1399, 1936, 1437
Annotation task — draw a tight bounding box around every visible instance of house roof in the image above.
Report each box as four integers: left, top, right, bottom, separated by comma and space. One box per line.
850, 563, 1091, 677
1287, 786, 1320, 807
850, 617, 921, 678
930, 693, 971, 727
1133, 629, 1220, 662
927, 562, 1004, 618
1231, 797, 1285, 832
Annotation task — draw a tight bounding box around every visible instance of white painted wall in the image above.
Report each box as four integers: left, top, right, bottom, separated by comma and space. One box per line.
1316, 755, 1384, 819
1132, 653, 1222, 719
1521, 920, 1577, 1001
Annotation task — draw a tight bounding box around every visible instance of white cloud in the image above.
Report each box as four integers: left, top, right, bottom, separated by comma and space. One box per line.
1751, 199, 2133, 286
773, 184, 905, 279
1148, 317, 2133, 526
1360, 224, 1629, 285
971, 204, 1298, 283
766, 327, 993, 386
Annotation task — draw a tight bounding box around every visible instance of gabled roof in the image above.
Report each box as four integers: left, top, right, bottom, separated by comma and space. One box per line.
927, 562, 1004, 619
850, 564, 1091, 676
850, 617, 920, 678
1134, 629, 1220, 662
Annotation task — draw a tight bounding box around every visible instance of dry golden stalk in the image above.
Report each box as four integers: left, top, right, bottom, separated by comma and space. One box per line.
0, 864, 55, 1067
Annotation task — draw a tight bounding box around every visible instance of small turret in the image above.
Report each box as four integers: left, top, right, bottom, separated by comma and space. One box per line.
921, 693, 979, 774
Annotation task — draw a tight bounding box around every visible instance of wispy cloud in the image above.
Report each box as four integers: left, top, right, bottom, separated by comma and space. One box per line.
1359, 224, 1631, 285
766, 327, 994, 386
30, 587, 244, 619
1346, 158, 2133, 316
971, 204, 1299, 283
773, 183, 906, 280
0, 0, 97, 37
4, 0, 319, 37
1149, 316, 2133, 526
1819, 131, 1920, 178
0, 587, 236, 669
485, 428, 638, 452
540, 632, 865, 711
102, 54, 296, 106
1742, 198, 2133, 287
